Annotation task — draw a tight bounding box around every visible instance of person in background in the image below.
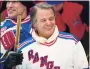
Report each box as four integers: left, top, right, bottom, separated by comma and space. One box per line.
1, 1, 34, 33
0, 1, 34, 69
16, 3, 88, 69
61, 1, 89, 60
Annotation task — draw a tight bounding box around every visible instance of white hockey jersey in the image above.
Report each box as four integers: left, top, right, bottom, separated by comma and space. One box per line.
16, 26, 88, 69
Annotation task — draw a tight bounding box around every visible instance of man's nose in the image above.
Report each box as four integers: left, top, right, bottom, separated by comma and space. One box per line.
46, 20, 51, 25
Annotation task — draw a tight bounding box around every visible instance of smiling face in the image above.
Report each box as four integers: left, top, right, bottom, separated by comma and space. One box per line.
6, 1, 27, 19
34, 8, 56, 38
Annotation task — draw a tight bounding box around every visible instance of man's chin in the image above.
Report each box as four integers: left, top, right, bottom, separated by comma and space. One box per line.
8, 15, 17, 19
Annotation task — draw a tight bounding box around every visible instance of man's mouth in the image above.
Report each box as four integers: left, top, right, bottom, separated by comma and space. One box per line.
8, 9, 15, 13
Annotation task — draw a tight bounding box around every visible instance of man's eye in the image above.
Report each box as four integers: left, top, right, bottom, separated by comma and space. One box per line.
49, 17, 55, 21
41, 19, 46, 22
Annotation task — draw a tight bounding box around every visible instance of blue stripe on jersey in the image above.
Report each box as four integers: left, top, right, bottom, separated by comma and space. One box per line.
58, 32, 79, 43
2, 18, 32, 32
21, 20, 32, 32
2, 20, 15, 29
18, 38, 35, 52
13, 28, 32, 43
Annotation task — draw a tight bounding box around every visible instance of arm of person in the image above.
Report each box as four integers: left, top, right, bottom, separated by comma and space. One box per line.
0, 28, 23, 69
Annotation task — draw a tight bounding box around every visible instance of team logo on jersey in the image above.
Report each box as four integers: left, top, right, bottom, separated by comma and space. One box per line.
28, 49, 60, 69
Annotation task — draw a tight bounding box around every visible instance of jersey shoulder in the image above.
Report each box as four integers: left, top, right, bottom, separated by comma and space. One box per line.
1, 19, 15, 28
58, 32, 79, 43
18, 36, 35, 52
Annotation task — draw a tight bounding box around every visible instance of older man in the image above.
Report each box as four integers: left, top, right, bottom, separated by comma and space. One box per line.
16, 3, 88, 69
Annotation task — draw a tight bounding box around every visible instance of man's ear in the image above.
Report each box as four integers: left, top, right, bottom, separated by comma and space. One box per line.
33, 23, 37, 29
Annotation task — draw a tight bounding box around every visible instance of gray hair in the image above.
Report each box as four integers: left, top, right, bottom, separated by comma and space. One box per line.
30, 3, 56, 25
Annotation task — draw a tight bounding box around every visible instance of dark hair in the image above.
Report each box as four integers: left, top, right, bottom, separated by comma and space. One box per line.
0, 1, 7, 13
20, 1, 35, 14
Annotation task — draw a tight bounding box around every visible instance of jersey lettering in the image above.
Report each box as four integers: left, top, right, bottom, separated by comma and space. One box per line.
28, 49, 60, 69
33, 52, 39, 63
28, 49, 34, 60
40, 56, 48, 67
54, 66, 60, 69
46, 61, 54, 69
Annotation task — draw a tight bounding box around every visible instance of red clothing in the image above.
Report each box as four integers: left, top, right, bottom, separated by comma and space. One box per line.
61, 2, 88, 40
1, 9, 7, 20
55, 12, 66, 31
